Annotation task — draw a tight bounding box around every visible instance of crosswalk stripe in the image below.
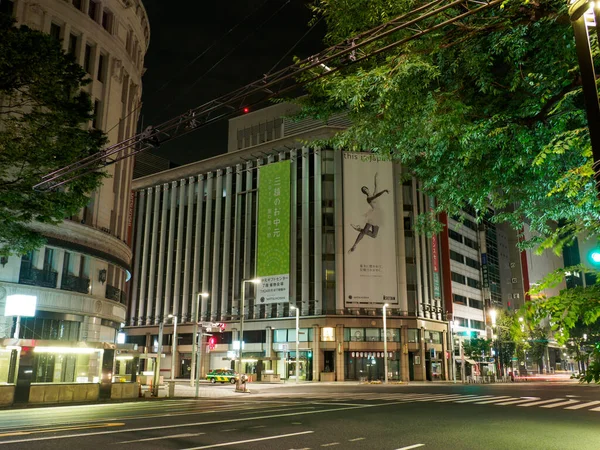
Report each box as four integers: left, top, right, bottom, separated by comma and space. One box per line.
473, 396, 512, 404
564, 401, 600, 410
434, 395, 478, 403
453, 396, 497, 403
540, 399, 579, 409
518, 398, 566, 407
495, 398, 540, 406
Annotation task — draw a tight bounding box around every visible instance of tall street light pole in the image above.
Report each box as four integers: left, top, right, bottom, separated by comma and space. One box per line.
383, 303, 388, 384
570, 0, 600, 195
290, 305, 300, 383
237, 278, 260, 392
152, 320, 164, 397
168, 314, 178, 380
190, 292, 209, 388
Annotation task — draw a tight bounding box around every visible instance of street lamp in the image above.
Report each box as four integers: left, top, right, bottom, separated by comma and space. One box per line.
449, 320, 456, 383
191, 292, 209, 389
168, 314, 178, 380
383, 303, 389, 384
236, 278, 260, 392
152, 319, 164, 397
290, 305, 300, 384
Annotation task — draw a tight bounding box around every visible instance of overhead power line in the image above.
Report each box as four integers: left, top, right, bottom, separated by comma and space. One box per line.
35, 0, 503, 191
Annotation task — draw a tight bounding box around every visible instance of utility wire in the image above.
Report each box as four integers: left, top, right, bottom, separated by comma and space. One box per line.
163, 0, 292, 113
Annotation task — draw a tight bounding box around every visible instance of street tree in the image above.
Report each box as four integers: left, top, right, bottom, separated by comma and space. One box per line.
0, 15, 105, 256
297, 0, 599, 250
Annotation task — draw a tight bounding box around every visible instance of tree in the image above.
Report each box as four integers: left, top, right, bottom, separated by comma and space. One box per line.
0, 15, 105, 256
462, 337, 492, 362
297, 0, 599, 250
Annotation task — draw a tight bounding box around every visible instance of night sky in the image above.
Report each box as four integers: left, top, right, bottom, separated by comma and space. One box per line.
140, 0, 325, 165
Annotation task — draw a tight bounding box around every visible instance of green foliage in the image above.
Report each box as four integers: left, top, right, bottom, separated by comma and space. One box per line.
462, 337, 492, 361
0, 15, 105, 256
300, 0, 600, 249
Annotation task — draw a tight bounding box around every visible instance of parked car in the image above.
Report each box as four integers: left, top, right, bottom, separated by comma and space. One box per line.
206, 369, 239, 384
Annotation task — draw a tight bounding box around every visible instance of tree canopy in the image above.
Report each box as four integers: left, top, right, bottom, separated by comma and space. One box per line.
298, 0, 599, 249
0, 15, 105, 256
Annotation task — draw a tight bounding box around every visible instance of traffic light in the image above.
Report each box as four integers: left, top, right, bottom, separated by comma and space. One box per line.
208, 336, 216, 351
588, 248, 600, 267
218, 323, 226, 332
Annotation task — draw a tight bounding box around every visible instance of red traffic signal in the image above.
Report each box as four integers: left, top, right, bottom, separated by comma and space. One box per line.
208, 336, 216, 350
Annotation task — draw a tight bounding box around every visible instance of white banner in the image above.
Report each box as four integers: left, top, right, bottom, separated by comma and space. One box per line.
343, 152, 398, 306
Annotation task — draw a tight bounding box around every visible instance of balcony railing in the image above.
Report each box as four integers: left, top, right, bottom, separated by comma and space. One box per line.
105, 284, 126, 304
61, 274, 90, 294
18, 267, 58, 289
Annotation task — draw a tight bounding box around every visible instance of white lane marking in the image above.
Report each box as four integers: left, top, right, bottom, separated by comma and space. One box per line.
220, 429, 237, 432
117, 432, 205, 444
453, 396, 495, 403
518, 398, 567, 407
0, 402, 398, 445
291, 422, 303, 425
473, 397, 512, 404
321, 443, 340, 447
349, 437, 365, 441
564, 401, 600, 410
240, 407, 315, 415
248, 425, 266, 429
495, 398, 540, 406
433, 395, 478, 403
565, 395, 580, 398
540, 400, 580, 409
395, 444, 425, 450
181, 431, 315, 450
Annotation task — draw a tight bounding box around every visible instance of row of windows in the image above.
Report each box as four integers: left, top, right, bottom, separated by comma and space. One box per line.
449, 250, 480, 269
452, 294, 483, 310
454, 317, 485, 330
448, 229, 479, 251
343, 328, 401, 342
450, 271, 480, 289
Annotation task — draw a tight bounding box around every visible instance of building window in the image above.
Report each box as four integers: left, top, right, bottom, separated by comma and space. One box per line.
469, 298, 484, 310
92, 99, 101, 128
465, 257, 480, 270
451, 271, 466, 284
83, 44, 92, 74
68, 33, 78, 57
471, 319, 485, 330
467, 277, 480, 289
365, 328, 380, 342
0, 0, 15, 15
464, 236, 478, 250
454, 317, 468, 327
88, 0, 98, 21
449, 250, 464, 264
102, 9, 113, 33
50, 23, 61, 41
453, 294, 467, 305
407, 329, 420, 343
73, 0, 83, 11
424, 330, 441, 344
448, 229, 462, 243
97, 53, 106, 82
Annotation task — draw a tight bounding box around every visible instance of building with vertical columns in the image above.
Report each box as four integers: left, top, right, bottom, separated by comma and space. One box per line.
126, 103, 451, 382
0, 0, 149, 357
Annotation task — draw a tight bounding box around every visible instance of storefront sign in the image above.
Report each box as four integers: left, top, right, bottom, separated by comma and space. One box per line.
343, 153, 398, 306
256, 160, 291, 304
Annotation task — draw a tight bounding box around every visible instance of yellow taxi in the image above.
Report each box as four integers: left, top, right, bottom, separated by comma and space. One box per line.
206, 369, 239, 384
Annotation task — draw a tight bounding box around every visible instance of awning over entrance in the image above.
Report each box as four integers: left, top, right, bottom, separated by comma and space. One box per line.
464, 359, 478, 365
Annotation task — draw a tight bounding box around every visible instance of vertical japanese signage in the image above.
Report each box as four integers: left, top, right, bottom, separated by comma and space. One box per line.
343, 152, 398, 306
256, 160, 290, 304
430, 197, 441, 300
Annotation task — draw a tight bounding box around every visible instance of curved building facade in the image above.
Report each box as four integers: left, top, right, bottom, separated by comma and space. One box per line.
0, 0, 149, 344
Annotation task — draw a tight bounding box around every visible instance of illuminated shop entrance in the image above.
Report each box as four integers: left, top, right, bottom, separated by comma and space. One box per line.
277, 351, 312, 381
345, 351, 400, 381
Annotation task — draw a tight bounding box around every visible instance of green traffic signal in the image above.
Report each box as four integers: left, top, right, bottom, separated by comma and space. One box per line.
588, 248, 600, 267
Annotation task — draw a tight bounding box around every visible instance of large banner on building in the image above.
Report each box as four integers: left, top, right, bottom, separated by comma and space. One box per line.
256, 160, 291, 304
343, 152, 398, 306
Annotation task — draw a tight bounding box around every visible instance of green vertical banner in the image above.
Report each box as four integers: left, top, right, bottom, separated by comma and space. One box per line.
256, 160, 291, 304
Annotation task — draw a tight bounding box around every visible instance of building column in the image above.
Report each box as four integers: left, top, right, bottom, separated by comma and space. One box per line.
312, 325, 320, 382
335, 324, 345, 381
401, 326, 410, 382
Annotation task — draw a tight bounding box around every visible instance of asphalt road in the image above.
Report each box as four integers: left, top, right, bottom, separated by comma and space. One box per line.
0, 382, 599, 449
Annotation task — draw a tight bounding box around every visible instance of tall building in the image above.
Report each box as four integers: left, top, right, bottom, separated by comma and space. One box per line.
126, 103, 451, 382
0, 0, 149, 354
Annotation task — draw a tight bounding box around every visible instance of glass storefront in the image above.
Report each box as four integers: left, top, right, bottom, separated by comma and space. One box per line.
344, 351, 401, 381
275, 351, 313, 381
